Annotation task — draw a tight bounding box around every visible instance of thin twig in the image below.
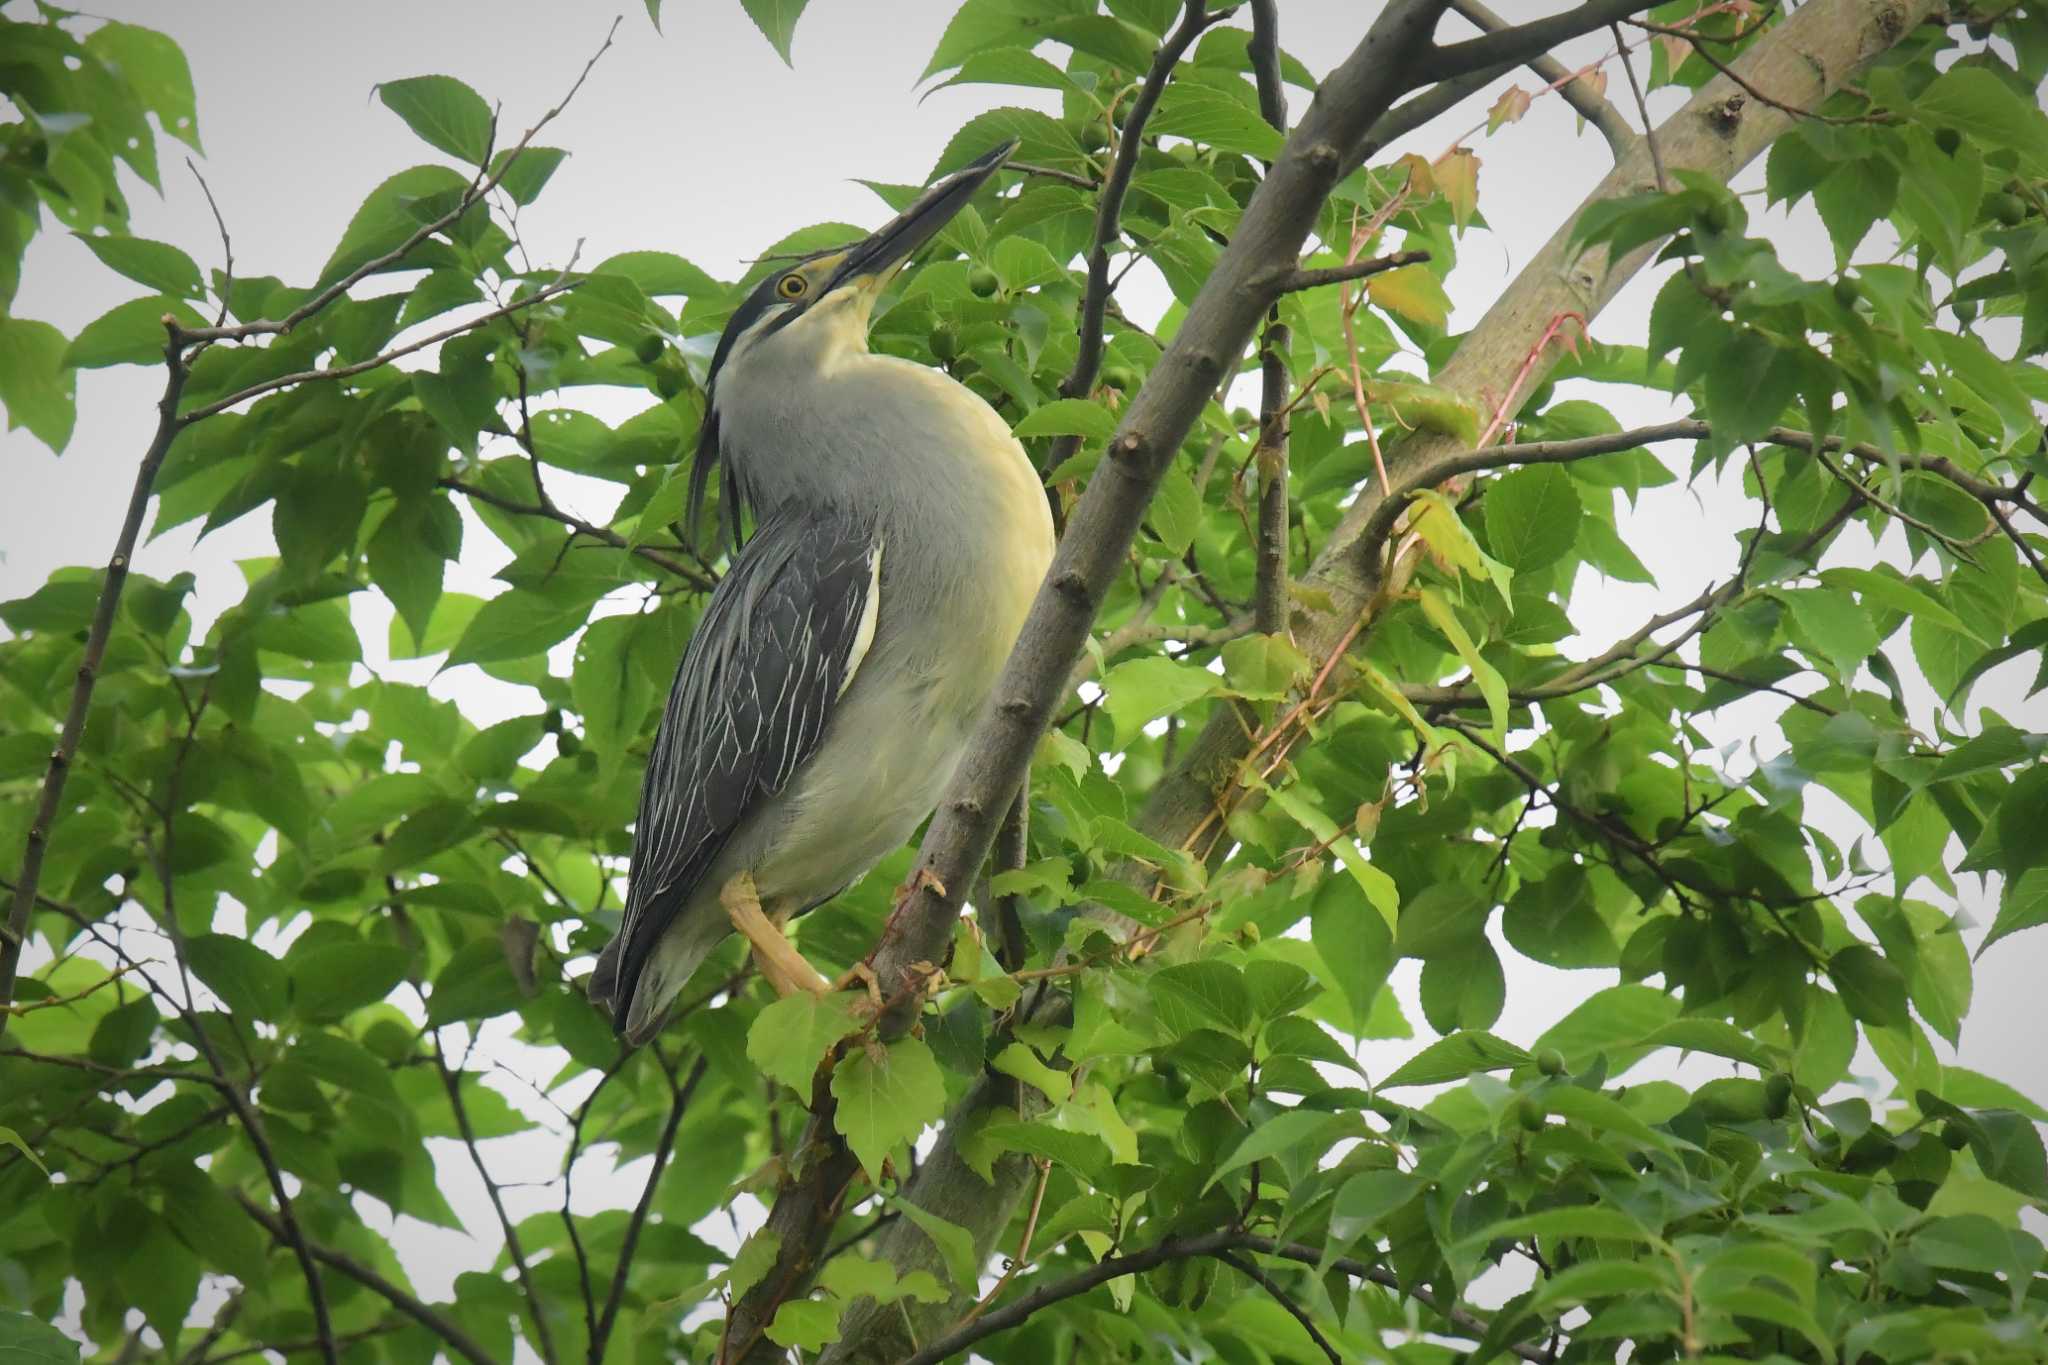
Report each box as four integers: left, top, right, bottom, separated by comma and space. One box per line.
440, 476, 713, 588
1273, 248, 1433, 295
237, 1194, 501, 1365
436, 1039, 558, 1365
1214, 1251, 1342, 1364
1452, 0, 1634, 154
180, 280, 578, 422
592, 1054, 708, 1364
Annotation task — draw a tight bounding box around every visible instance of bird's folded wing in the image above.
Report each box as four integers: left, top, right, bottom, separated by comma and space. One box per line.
612, 508, 882, 996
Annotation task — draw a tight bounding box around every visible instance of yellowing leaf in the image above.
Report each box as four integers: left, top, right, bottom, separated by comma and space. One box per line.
1433, 147, 1480, 231
1408, 490, 1514, 605
1420, 587, 1508, 749
1366, 264, 1452, 327
1488, 85, 1533, 133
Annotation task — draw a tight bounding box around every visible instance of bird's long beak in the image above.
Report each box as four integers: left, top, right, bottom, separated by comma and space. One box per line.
827, 139, 1018, 294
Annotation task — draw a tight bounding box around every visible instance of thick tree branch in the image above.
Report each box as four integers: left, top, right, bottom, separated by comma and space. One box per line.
805, 7, 1944, 1359
236, 1194, 501, 1365
1250, 0, 1291, 640
1419, 0, 1657, 84
752, 5, 1456, 1359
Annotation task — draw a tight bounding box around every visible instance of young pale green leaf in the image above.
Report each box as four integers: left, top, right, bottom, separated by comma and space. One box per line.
1099, 655, 1219, 739
1419, 588, 1507, 747
990, 1042, 1071, 1104
748, 991, 864, 1092
831, 1036, 946, 1181
765, 1298, 840, 1352
376, 75, 494, 164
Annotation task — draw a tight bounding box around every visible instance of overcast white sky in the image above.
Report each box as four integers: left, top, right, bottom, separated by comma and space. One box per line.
4, 0, 2042, 1316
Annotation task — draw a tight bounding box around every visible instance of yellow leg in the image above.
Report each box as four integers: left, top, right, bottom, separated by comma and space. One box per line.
722, 872, 834, 998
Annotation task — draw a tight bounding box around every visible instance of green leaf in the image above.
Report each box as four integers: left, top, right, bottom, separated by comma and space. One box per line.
1916, 66, 2048, 170
1461, 1205, 1656, 1250
63, 296, 204, 369
741, 0, 814, 64
896, 1198, 980, 1292
1703, 330, 1800, 447
1150, 961, 1251, 1038
0, 1126, 47, 1176
1777, 588, 1879, 681
0, 1311, 80, 1365
748, 992, 864, 1092
85, 22, 200, 150
1483, 464, 1583, 571
1311, 884, 1395, 1026
1382, 1031, 1531, 1088
445, 590, 593, 667
1204, 1109, 1343, 1191
1099, 656, 1218, 739
1014, 397, 1117, 439
765, 1298, 840, 1352
73, 233, 203, 297
185, 933, 288, 1021
489, 146, 569, 206
0, 317, 77, 452
831, 1036, 946, 1181
1149, 73, 1283, 159
1827, 944, 1909, 1028
319, 164, 470, 289
991, 1042, 1071, 1104
291, 942, 410, 1020
376, 75, 494, 164
1981, 867, 2048, 956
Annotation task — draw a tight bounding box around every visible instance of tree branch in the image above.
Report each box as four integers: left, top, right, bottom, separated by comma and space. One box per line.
1419, 0, 1657, 84
1213, 1251, 1342, 1364
179, 280, 578, 423
178, 18, 618, 345
235, 1194, 501, 1365
436, 1040, 558, 1365
1448, 0, 1634, 154
438, 476, 714, 588
593, 1053, 706, 1365
1272, 249, 1433, 294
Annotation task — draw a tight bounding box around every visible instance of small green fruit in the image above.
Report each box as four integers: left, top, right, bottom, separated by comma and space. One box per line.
1101, 365, 1138, 392
1942, 1122, 1970, 1151
1763, 1072, 1793, 1120
655, 366, 685, 400
968, 266, 1001, 298
1537, 1048, 1567, 1078
1954, 299, 1978, 324
1077, 122, 1109, 153
930, 326, 960, 363
543, 708, 564, 735
1168, 141, 1199, 164
1832, 276, 1860, 308
1988, 192, 2028, 226
1699, 200, 1734, 234
634, 333, 666, 365
1934, 127, 1963, 158
556, 731, 582, 756
1516, 1095, 1546, 1132
1230, 406, 1254, 428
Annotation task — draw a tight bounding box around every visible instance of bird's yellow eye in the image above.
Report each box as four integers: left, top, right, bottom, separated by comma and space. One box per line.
777, 274, 808, 300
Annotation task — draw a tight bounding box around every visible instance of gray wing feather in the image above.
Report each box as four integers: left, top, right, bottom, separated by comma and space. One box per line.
608, 508, 878, 1020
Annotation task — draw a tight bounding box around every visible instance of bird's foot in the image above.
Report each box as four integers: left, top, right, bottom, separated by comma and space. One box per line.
833, 960, 883, 1013
721, 872, 835, 999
